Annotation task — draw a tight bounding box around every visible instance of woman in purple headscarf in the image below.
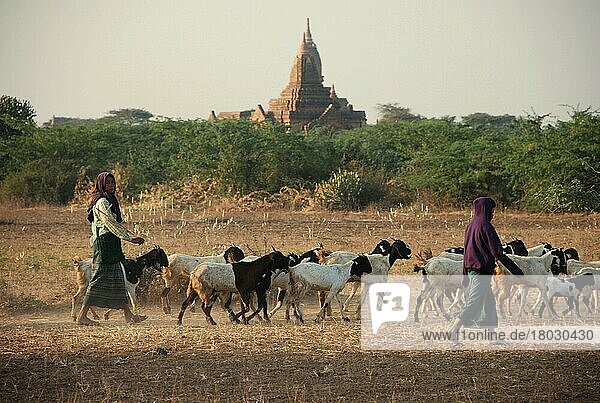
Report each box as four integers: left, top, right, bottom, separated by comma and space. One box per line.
76, 172, 146, 325
448, 197, 523, 346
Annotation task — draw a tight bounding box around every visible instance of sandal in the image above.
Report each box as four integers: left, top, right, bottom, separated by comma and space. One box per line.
128, 314, 148, 324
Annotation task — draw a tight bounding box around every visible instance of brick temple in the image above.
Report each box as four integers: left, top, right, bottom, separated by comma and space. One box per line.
210, 19, 366, 131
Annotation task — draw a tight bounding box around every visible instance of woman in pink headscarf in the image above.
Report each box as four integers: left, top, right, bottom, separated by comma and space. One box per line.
76, 172, 146, 325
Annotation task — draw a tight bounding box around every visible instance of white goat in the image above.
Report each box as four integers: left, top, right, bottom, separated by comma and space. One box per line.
329, 240, 412, 314
526, 243, 553, 257
413, 257, 465, 322
176, 262, 237, 325
437, 251, 464, 261
177, 250, 291, 325
567, 260, 600, 274
495, 253, 562, 319
287, 255, 372, 323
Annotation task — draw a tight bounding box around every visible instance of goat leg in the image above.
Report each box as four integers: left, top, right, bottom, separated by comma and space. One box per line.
233, 292, 252, 324
268, 288, 286, 318
161, 287, 172, 315
334, 292, 350, 322
177, 288, 198, 325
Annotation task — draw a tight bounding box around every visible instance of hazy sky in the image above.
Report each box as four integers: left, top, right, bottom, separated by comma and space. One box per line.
2, 0, 599, 125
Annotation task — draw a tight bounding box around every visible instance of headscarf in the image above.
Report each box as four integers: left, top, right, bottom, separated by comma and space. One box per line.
462, 197, 500, 274
87, 172, 123, 223
472, 196, 496, 222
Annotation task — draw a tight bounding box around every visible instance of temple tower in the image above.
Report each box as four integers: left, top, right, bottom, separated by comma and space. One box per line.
267, 19, 366, 131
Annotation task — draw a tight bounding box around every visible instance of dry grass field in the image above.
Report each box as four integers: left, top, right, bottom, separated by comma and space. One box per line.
1, 202, 599, 402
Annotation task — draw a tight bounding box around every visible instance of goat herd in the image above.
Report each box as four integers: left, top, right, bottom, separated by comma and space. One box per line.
71, 238, 600, 327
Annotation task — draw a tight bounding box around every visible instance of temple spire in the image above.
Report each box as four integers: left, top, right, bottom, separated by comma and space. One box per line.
329, 84, 337, 99
267, 19, 366, 130
305, 18, 313, 44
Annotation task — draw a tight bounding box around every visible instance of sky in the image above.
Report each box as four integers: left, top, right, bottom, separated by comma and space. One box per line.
1, 0, 599, 125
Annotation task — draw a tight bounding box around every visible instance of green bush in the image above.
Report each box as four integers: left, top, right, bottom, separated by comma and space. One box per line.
0, 160, 78, 205
529, 179, 596, 213
0, 107, 597, 212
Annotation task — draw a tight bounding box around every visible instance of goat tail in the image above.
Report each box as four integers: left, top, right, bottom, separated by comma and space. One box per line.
288, 275, 305, 299
185, 275, 197, 298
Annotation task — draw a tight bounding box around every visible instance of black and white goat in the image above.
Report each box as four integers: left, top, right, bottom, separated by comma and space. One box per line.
71, 245, 169, 321
286, 255, 373, 323
317, 239, 411, 315
444, 239, 527, 256
537, 273, 596, 317
341, 239, 412, 314
268, 245, 331, 320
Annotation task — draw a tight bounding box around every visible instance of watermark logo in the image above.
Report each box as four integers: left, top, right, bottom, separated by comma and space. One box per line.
362, 275, 600, 350
369, 282, 411, 334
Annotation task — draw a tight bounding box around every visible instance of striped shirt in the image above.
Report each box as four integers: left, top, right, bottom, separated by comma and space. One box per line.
90, 198, 134, 246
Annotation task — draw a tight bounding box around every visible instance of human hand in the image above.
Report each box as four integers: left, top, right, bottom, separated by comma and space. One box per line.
131, 237, 145, 245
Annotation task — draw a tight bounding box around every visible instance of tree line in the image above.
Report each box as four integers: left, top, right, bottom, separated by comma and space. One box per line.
1, 97, 598, 212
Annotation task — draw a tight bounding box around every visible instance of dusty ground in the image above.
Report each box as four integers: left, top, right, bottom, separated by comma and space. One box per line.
1, 203, 599, 401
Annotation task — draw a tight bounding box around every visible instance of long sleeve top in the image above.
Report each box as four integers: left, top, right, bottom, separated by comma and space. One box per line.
463, 197, 523, 276
90, 197, 134, 246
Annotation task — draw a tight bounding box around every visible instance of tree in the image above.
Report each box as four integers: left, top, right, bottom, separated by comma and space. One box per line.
0, 95, 36, 123
0, 95, 37, 139
376, 103, 424, 122
461, 113, 517, 128
102, 108, 154, 124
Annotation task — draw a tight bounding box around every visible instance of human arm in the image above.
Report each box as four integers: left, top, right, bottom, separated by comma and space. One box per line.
95, 198, 144, 244
496, 254, 524, 276
486, 227, 524, 276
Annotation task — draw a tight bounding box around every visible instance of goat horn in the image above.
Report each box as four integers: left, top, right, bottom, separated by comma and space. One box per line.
272, 245, 276, 252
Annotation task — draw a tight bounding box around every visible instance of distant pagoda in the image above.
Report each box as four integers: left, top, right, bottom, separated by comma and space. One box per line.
267, 18, 366, 131
210, 19, 366, 132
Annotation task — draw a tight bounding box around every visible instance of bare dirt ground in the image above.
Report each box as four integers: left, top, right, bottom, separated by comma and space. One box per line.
1, 203, 599, 402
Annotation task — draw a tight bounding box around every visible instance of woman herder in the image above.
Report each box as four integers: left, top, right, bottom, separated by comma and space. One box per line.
76, 172, 147, 325
448, 196, 524, 347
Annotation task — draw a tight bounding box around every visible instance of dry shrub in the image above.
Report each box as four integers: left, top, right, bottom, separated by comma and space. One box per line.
134, 268, 167, 305
71, 174, 328, 212
70, 166, 94, 206
166, 177, 217, 205
70, 163, 130, 207
234, 186, 317, 211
